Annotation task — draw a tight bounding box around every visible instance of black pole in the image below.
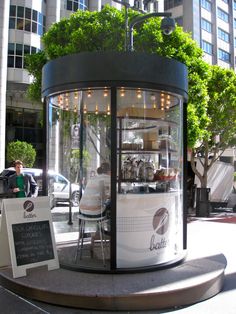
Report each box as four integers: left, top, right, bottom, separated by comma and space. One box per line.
68, 182, 73, 225
183, 101, 188, 250
128, 12, 172, 51
42, 97, 47, 197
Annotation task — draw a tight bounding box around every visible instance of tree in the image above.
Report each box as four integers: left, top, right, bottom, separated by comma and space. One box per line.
189, 65, 236, 188
25, 5, 209, 110
70, 149, 91, 183
6, 141, 36, 168
27, 5, 236, 191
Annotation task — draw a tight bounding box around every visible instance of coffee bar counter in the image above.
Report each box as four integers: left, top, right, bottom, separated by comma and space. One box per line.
116, 192, 183, 268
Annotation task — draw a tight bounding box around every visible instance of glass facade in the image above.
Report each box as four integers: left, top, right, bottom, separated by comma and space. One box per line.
218, 28, 230, 42
6, 108, 44, 167
202, 40, 213, 54
218, 48, 231, 62
201, 0, 212, 12
9, 5, 46, 35
217, 8, 229, 23
66, 0, 88, 12
201, 18, 212, 33
8, 43, 39, 69
116, 88, 183, 268
47, 87, 184, 271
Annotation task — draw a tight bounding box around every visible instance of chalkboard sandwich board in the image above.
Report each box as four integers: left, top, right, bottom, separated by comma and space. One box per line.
0, 197, 59, 278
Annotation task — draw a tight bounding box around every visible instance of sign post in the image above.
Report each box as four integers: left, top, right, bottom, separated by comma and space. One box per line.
0, 197, 59, 278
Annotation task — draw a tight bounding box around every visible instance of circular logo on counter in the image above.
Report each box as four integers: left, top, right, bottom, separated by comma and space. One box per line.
153, 207, 169, 235
23, 200, 34, 212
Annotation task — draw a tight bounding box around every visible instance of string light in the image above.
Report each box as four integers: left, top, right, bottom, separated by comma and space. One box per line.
87, 89, 92, 98
120, 87, 125, 97
166, 100, 170, 110
104, 87, 108, 97
74, 91, 78, 99
150, 94, 156, 101
83, 103, 87, 114
137, 88, 142, 99
65, 95, 69, 111
95, 104, 98, 115
106, 104, 110, 115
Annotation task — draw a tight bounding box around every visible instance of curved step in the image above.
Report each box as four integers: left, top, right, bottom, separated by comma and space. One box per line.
0, 253, 226, 311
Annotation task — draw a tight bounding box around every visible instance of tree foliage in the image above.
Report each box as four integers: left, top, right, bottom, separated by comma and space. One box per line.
26, 6, 209, 145
25, 5, 236, 188
6, 141, 36, 168
191, 66, 236, 187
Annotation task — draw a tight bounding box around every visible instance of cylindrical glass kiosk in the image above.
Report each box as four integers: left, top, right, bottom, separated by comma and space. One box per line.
42, 52, 188, 272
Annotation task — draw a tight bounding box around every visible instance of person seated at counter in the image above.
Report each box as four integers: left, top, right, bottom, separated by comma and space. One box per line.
79, 162, 111, 217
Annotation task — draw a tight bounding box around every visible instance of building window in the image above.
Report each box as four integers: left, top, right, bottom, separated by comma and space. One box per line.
202, 40, 213, 55
234, 18, 236, 28
218, 28, 230, 42
217, 8, 229, 22
6, 108, 44, 168
8, 43, 39, 69
218, 48, 230, 62
234, 1, 236, 10
164, 0, 183, 10
66, 0, 88, 12
201, 18, 212, 32
234, 37, 236, 47
9, 5, 46, 35
201, 0, 212, 11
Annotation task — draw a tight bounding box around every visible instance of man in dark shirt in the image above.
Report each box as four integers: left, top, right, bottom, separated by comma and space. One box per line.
7, 160, 38, 198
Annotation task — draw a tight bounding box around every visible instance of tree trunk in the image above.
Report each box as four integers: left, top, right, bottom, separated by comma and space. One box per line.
190, 149, 210, 217
195, 187, 211, 217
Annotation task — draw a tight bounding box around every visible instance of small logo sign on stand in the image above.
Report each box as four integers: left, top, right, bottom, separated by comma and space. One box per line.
0, 197, 59, 278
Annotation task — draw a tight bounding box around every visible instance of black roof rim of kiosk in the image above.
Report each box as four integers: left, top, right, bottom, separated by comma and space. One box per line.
42, 51, 188, 100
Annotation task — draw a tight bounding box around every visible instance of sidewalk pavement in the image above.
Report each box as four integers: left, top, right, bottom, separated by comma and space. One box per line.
1, 211, 236, 313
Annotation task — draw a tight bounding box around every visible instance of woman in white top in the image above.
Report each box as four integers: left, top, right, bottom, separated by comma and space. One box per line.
79, 162, 110, 216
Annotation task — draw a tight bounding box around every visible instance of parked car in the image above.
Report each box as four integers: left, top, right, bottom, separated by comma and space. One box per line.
0, 168, 80, 208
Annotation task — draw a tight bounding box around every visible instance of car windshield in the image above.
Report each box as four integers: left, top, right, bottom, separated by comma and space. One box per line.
0, 169, 15, 177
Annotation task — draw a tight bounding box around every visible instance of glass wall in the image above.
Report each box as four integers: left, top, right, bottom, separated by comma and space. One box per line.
47, 88, 111, 270
47, 87, 184, 271
48, 88, 111, 182
116, 88, 183, 268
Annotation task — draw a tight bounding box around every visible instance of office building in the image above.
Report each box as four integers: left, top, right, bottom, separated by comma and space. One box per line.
164, 0, 236, 69
164, 0, 236, 162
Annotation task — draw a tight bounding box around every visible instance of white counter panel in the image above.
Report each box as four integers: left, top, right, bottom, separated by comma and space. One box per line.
116, 192, 183, 268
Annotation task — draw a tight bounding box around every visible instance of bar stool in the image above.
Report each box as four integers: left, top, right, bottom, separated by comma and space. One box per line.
74, 180, 108, 266
74, 212, 108, 266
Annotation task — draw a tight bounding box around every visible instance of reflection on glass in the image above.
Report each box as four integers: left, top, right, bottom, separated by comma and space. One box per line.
116, 88, 184, 269
47, 87, 184, 271
48, 89, 111, 270
117, 88, 182, 195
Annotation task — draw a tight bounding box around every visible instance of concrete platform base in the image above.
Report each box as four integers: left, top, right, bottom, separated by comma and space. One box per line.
0, 253, 226, 311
